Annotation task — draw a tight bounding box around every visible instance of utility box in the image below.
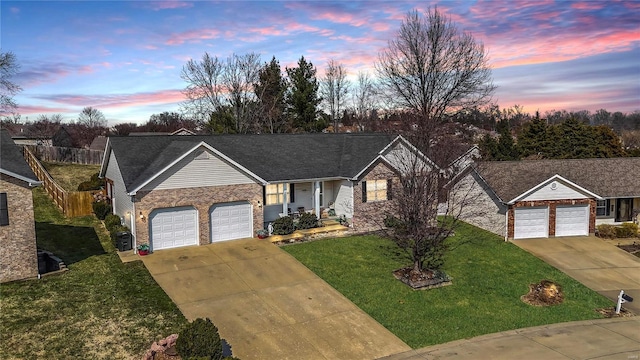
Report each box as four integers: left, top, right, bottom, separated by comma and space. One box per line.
116, 232, 132, 252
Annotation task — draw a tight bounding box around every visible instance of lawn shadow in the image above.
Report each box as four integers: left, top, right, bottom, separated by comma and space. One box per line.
35, 221, 106, 265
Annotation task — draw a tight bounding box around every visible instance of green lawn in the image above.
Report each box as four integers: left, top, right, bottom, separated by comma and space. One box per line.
0, 188, 187, 359
42, 161, 100, 192
282, 223, 612, 348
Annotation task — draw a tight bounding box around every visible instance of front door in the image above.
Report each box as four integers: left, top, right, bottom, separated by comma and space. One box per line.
616, 198, 633, 222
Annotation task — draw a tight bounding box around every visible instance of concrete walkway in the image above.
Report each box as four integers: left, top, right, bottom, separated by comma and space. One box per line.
140, 238, 410, 360
511, 236, 640, 314
379, 317, 640, 360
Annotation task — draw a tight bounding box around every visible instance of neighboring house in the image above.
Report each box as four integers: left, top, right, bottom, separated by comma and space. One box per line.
0, 129, 41, 282
89, 136, 108, 152
456, 158, 640, 240
99, 133, 433, 252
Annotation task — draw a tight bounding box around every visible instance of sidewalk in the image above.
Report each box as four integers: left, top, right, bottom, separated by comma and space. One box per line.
379, 317, 640, 360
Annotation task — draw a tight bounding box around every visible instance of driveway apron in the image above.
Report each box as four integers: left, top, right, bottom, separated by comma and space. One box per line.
511, 236, 640, 313
141, 238, 410, 360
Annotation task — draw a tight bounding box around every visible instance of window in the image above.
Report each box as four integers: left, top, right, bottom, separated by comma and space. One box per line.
0, 193, 8, 226
596, 199, 610, 216
264, 183, 294, 205
362, 179, 392, 202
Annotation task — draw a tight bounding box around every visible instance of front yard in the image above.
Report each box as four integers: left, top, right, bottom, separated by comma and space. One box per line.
0, 188, 187, 359
283, 224, 612, 348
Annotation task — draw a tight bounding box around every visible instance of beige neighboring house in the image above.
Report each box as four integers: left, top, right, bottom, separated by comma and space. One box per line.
0, 129, 41, 282
456, 157, 640, 240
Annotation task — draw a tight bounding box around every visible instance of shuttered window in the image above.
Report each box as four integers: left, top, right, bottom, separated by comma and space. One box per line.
362, 179, 389, 203
0, 193, 8, 226
264, 183, 294, 205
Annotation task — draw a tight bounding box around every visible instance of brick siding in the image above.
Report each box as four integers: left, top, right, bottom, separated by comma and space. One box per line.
0, 176, 38, 283
352, 161, 400, 231
507, 199, 596, 239
135, 183, 264, 246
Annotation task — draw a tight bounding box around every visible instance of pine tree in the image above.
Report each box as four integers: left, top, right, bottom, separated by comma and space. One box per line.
285, 56, 323, 132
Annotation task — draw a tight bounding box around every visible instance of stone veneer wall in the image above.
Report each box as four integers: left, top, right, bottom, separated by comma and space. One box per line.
352, 161, 400, 231
0, 176, 38, 283
134, 183, 264, 246
507, 199, 596, 239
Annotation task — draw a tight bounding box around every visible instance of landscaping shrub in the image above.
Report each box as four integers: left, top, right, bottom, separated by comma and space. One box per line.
77, 172, 103, 191
296, 212, 318, 229
616, 222, 639, 238
596, 224, 617, 239
92, 201, 112, 220
272, 216, 295, 235
104, 214, 121, 231
176, 318, 223, 360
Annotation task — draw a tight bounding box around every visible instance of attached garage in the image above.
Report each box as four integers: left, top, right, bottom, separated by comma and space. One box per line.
149, 207, 198, 250
514, 207, 548, 239
555, 205, 589, 237
210, 202, 253, 242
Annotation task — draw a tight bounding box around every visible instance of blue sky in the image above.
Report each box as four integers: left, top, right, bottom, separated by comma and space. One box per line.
2, 0, 639, 125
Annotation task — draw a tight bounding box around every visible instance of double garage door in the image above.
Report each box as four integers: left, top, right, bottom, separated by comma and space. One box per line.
149, 202, 252, 250
514, 205, 589, 239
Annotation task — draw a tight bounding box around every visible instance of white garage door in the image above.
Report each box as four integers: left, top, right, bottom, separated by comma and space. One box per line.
149, 207, 198, 250
514, 207, 548, 239
555, 205, 589, 237
210, 202, 252, 242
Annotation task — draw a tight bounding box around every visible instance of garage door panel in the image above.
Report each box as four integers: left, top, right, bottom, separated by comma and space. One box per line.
555, 205, 589, 237
211, 202, 252, 243
150, 207, 198, 250
514, 207, 548, 239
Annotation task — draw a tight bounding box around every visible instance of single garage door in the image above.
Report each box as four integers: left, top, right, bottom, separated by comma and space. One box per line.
210, 202, 252, 242
555, 205, 589, 237
514, 207, 548, 239
149, 207, 198, 250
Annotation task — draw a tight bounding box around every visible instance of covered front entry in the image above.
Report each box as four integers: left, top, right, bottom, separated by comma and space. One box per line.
514, 207, 548, 239
210, 202, 252, 242
149, 207, 198, 250
555, 205, 589, 237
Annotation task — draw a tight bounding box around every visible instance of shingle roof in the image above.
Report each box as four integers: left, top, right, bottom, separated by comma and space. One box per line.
0, 129, 40, 183
106, 133, 396, 193
476, 157, 640, 202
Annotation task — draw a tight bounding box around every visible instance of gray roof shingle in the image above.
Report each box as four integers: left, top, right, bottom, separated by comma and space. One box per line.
1, 129, 39, 183
477, 157, 640, 202
107, 133, 396, 193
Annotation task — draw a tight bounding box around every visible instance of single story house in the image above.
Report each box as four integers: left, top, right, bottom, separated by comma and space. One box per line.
0, 129, 41, 282
456, 157, 640, 239
99, 133, 434, 251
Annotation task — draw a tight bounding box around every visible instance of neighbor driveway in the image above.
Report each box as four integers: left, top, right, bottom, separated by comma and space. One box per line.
511, 236, 640, 313
141, 238, 410, 360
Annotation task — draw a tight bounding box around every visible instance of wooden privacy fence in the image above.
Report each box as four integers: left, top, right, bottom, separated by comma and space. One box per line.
24, 147, 96, 217
25, 145, 104, 165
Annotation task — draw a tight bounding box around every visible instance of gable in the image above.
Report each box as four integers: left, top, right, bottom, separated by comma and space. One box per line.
520, 178, 592, 202
140, 148, 256, 191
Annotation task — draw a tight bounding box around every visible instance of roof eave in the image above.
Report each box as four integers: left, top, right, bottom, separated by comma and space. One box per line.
507, 174, 603, 204
0, 169, 42, 187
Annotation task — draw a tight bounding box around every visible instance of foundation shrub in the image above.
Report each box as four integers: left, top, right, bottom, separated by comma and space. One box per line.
296, 212, 319, 229
272, 216, 295, 235
616, 222, 638, 238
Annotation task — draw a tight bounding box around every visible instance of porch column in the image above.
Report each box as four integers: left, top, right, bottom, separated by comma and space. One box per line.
314, 181, 321, 218
282, 183, 288, 216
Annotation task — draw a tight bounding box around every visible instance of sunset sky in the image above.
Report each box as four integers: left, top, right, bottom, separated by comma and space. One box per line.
2, 0, 639, 125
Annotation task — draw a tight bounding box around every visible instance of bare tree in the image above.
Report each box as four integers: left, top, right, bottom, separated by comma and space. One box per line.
321, 59, 349, 132
78, 106, 107, 127
181, 52, 225, 122
376, 7, 495, 138
223, 53, 261, 133
255, 57, 288, 133
0, 51, 22, 115
352, 71, 377, 131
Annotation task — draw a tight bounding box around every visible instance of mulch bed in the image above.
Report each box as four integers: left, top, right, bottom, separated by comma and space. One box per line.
595, 307, 635, 318
393, 267, 452, 290
521, 280, 564, 306
617, 242, 640, 257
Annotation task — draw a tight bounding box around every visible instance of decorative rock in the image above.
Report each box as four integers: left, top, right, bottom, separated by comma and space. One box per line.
142, 334, 179, 360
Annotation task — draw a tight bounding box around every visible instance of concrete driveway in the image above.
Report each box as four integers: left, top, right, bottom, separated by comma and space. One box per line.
511, 236, 640, 313
141, 238, 410, 360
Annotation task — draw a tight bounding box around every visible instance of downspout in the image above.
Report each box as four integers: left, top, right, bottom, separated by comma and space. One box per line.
282, 183, 288, 216
504, 204, 509, 242
314, 181, 321, 218
131, 195, 137, 254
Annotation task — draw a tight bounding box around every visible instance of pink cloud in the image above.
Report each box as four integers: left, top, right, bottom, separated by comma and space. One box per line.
165, 28, 221, 45
37, 90, 184, 109
571, 2, 605, 10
